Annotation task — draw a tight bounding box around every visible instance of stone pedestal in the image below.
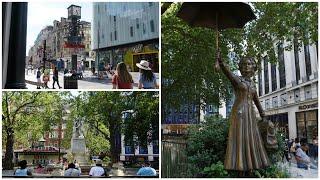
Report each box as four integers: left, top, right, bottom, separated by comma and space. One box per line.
71, 138, 88, 166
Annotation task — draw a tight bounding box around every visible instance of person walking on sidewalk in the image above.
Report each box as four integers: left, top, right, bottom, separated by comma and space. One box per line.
36, 68, 42, 89
43, 69, 50, 89
52, 67, 62, 89
136, 60, 158, 89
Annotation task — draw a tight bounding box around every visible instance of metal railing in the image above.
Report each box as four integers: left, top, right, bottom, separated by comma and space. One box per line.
161, 138, 188, 178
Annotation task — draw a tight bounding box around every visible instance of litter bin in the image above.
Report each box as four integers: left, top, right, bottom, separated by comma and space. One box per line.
64, 74, 78, 89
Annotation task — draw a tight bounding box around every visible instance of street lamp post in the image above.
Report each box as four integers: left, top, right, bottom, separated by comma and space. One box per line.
38, 137, 46, 165
42, 40, 47, 73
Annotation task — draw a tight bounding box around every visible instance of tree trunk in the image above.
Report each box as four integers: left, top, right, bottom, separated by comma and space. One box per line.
4, 131, 14, 170
109, 126, 118, 163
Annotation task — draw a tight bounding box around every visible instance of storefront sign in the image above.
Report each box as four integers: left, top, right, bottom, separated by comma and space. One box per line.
298, 103, 318, 110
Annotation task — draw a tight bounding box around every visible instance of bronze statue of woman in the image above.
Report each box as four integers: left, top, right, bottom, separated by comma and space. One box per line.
216, 52, 270, 171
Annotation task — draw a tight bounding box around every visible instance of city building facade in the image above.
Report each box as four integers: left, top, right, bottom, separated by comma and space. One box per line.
92, 2, 159, 72
257, 41, 318, 143
28, 17, 92, 70
119, 111, 159, 165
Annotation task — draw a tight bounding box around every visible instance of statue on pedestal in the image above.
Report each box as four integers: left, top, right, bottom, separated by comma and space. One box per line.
73, 118, 84, 139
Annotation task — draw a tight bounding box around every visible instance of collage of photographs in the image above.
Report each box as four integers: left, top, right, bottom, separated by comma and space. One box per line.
1, 1, 319, 178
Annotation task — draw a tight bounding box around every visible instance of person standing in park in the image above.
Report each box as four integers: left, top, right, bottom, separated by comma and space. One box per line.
14, 160, 32, 177
64, 163, 81, 176
136, 60, 158, 89
112, 62, 133, 89
137, 162, 157, 176
89, 159, 107, 177
36, 68, 42, 89
52, 66, 62, 89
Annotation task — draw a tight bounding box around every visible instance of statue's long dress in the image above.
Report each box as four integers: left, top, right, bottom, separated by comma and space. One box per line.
224, 77, 270, 171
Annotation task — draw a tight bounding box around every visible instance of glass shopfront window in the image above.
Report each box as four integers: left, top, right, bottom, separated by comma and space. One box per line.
296, 110, 318, 143
266, 113, 289, 139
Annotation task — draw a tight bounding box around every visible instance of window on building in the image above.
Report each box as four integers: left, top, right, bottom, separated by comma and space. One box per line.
153, 140, 159, 154
272, 96, 278, 108
110, 32, 112, 41
305, 85, 312, 100
130, 26, 133, 37
150, 20, 155, 33
278, 42, 286, 88
271, 63, 277, 91
265, 99, 270, 110
139, 145, 148, 154
149, 2, 153, 7
280, 93, 288, 106
304, 44, 312, 79
136, 18, 139, 29
296, 110, 318, 143
125, 146, 133, 154
143, 23, 146, 34
294, 89, 300, 102
258, 67, 263, 96
113, 16, 116, 23
264, 57, 269, 94
294, 38, 300, 83
114, 31, 117, 40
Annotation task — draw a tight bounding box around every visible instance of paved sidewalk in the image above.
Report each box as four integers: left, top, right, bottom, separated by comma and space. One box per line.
25, 69, 159, 89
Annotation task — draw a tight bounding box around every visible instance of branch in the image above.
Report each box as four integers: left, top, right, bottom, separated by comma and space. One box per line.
93, 121, 110, 141
161, 2, 173, 14
12, 93, 40, 123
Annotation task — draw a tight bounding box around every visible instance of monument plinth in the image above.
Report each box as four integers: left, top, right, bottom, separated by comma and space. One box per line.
71, 118, 91, 174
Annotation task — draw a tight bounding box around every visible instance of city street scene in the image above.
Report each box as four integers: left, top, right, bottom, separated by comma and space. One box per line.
3, 2, 159, 89
161, 2, 318, 178
2, 91, 159, 177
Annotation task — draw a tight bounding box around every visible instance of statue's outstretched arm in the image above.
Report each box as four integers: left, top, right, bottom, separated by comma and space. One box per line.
216, 51, 241, 87
253, 92, 265, 118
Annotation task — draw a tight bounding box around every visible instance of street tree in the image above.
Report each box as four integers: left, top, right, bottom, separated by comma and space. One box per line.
2, 92, 64, 169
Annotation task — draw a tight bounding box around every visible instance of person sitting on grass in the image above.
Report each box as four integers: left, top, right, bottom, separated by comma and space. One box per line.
296, 143, 317, 170
137, 161, 157, 176
14, 160, 32, 177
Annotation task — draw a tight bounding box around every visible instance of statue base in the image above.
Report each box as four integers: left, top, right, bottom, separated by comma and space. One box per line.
71, 138, 89, 166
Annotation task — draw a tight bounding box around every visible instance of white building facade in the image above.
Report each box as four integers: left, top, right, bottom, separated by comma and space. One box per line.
257, 41, 318, 143
92, 2, 159, 72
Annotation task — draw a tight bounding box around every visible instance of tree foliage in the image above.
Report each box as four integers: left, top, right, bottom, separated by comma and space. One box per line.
72, 91, 159, 163
2, 92, 68, 169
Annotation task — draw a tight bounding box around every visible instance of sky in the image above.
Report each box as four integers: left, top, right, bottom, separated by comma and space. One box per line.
26, 2, 93, 54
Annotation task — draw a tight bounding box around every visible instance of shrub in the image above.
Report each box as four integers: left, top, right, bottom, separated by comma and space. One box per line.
203, 161, 229, 177
254, 164, 290, 178
185, 115, 229, 177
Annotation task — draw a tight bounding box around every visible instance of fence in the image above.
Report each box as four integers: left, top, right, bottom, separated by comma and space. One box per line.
161, 136, 188, 178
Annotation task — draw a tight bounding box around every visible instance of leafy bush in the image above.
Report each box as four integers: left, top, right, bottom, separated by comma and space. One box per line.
203, 161, 229, 177
267, 131, 286, 163
254, 164, 290, 178
186, 115, 229, 177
